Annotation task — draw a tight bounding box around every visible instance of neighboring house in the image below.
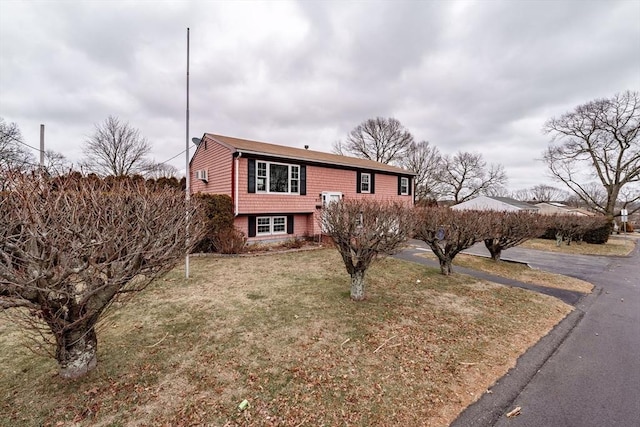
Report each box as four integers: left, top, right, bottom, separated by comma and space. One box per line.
450, 196, 539, 212
534, 202, 591, 216
189, 133, 415, 242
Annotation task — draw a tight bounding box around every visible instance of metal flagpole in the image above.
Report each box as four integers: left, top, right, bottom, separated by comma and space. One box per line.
185, 27, 190, 279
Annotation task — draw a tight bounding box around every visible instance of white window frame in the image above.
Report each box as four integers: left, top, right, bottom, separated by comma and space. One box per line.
322, 191, 343, 206
255, 161, 300, 194
360, 173, 371, 193
400, 177, 409, 195
256, 216, 288, 236
256, 161, 267, 192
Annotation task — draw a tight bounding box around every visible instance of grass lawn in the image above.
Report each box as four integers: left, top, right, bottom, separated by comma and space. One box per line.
520, 236, 636, 256
0, 249, 571, 426
452, 254, 594, 293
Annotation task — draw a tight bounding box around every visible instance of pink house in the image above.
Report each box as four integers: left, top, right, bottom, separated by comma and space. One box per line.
190, 133, 415, 242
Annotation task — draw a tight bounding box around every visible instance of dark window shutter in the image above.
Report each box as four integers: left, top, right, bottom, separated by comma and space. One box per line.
370, 173, 375, 194
356, 171, 362, 193
398, 176, 402, 195
300, 165, 306, 195
408, 177, 412, 195
287, 215, 294, 234
248, 159, 256, 193
248, 216, 256, 237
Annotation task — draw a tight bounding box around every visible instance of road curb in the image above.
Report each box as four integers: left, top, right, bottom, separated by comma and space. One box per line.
450, 289, 599, 426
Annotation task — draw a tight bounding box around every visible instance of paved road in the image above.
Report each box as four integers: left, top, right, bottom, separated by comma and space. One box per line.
447, 239, 640, 427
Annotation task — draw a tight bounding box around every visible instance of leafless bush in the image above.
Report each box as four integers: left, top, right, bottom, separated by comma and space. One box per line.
320, 199, 414, 300
1, 172, 204, 379
414, 207, 491, 275
210, 227, 247, 254
484, 211, 550, 260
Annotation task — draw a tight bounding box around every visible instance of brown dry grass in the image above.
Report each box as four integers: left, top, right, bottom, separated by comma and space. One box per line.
417, 248, 593, 293
452, 254, 594, 293
0, 249, 571, 427
520, 236, 636, 256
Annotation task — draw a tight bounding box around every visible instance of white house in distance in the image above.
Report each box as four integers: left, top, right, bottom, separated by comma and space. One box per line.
534, 202, 593, 216
451, 196, 539, 212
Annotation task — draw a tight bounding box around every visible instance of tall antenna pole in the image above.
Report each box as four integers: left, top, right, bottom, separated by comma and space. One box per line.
39, 124, 45, 167
185, 27, 191, 279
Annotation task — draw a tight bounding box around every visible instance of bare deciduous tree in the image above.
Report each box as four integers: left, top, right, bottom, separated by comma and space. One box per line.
143, 162, 180, 179
1, 118, 35, 171
511, 185, 569, 202
82, 116, 152, 176
529, 184, 569, 202
401, 140, 442, 201
333, 117, 414, 165
543, 90, 640, 218
436, 151, 507, 203
1, 173, 204, 379
484, 211, 549, 261
414, 207, 490, 275
320, 199, 414, 300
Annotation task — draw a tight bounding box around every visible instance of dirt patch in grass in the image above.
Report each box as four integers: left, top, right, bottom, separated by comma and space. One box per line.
0, 249, 571, 427
520, 236, 635, 256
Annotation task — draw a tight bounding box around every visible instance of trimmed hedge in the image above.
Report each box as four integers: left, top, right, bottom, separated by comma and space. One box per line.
583, 221, 612, 244
541, 215, 611, 245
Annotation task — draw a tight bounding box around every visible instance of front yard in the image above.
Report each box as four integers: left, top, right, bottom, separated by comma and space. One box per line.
0, 249, 571, 426
520, 235, 636, 256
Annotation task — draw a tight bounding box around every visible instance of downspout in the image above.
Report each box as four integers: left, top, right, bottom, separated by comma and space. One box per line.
235, 152, 242, 216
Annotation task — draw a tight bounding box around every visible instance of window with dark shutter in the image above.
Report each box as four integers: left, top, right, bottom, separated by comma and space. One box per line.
287, 215, 294, 234
248, 159, 256, 193
370, 173, 375, 194
356, 171, 362, 193
248, 216, 256, 237
300, 165, 306, 195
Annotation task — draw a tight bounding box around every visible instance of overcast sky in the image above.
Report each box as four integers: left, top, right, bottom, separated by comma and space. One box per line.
1, 0, 639, 190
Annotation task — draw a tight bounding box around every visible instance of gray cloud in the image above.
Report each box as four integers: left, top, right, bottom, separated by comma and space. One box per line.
1, 0, 638, 191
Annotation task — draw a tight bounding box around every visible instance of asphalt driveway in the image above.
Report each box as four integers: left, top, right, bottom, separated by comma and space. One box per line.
445, 239, 640, 426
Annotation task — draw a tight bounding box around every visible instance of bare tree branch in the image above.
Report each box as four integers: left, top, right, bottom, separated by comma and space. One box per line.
401, 141, 442, 201
1, 117, 36, 172
543, 90, 640, 219
483, 211, 550, 261
436, 151, 508, 203
82, 116, 152, 176
319, 199, 414, 300
414, 207, 491, 275
333, 117, 415, 165
1, 172, 204, 379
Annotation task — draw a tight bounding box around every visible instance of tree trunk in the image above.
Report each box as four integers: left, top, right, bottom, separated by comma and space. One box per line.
56, 327, 98, 379
484, 239, 502, 261
350, 270, 366, 301
439, 258, 453, 275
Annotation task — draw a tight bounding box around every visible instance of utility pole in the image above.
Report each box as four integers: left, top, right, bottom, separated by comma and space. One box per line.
40, 124, 45, 167
185, 27, 191, 279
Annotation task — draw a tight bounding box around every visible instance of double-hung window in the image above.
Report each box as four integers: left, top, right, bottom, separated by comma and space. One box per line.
257, 162, 267, 192
360, 173, 371, 193
400, 177, 409, 195
256, 216, 287, 235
